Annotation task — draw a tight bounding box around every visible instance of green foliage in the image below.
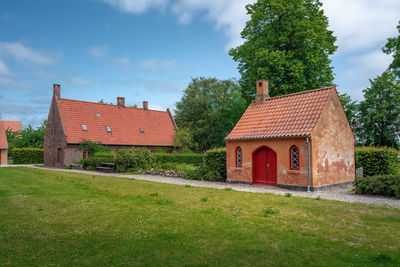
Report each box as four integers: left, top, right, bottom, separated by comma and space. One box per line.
355, 147, 398, 176
79, 140, 111, 156
11, 148, 44, 164
186, 148, 226, 181
284, 193, 292, 198
153, 153, 204, 166
230, 0, 337, 102
354, 175, 400, 198
357, 71, 400, 148
154, 147, 169, 154
174, 77, 247, 152
81, 153, 115, 170
338, 92, 358, 126
173, 128, 196, 152
115, 148, 153, 172
204, 148, 227, 179
6, 121, 46, 151
261, 207, 279, 216
383, 21, 400, 76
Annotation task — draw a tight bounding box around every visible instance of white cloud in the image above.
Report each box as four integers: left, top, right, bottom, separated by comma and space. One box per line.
101, 0, 167, 14
322, 0, 400, 54
0, 60, 13, 76
113, 56, 131, 66
0, 41, 61, 65
89, 44, 109, 58
68, 76, 93, 87
138, 58, 178, 70
346, 50, 392, 78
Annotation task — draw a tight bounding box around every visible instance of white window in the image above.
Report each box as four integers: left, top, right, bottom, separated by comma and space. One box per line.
106, 126, 111, 132
236, 147, 242, 167
290, 146, 299, 169
81, 124, 87, 131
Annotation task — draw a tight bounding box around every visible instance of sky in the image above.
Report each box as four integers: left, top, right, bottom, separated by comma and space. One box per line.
0, 0, 399, 129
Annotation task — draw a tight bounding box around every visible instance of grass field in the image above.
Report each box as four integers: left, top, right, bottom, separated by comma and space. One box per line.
1, 167, 400, 266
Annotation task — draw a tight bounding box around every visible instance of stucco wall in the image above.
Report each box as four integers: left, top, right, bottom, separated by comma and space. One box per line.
226, 138, 309, 186
310, 89, 355, 186
0, 149, 7, 165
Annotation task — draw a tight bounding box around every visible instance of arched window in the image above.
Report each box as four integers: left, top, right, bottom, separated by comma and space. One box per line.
290, 145, 299, 170
236, 147, 242, 167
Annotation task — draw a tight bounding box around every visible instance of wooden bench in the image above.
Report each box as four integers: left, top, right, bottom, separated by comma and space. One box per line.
96, 162, 116, 173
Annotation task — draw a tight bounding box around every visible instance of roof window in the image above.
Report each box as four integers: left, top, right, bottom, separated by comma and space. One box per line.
81, 124, 87, 131
139, 128, 144, 133
96, 111, 100, 117
106, 126, 111, 132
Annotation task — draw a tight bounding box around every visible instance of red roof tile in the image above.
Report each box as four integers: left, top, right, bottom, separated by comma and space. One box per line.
0, 121, 22, 132
0, 122, 9, 149
57, 99, 176, 146
225, 87, 334, 140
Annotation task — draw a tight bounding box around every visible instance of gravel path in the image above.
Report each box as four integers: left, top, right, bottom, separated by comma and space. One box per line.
2, 165, 400, 209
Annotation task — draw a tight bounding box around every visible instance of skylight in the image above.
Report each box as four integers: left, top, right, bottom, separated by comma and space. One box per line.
81, 124, 87, 131
96, 111, 100, 117
139, 128, 144, 133
106, 126, 111, 132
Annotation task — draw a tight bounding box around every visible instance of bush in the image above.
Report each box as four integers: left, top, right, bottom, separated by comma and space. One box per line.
355, 147, 398, 176
81, 152, 116, 170
185, 148, 226, 181
115, 148, 153, 172
11, 148, 44, 164
354, 175, 400, 198
153, 153, 204, 166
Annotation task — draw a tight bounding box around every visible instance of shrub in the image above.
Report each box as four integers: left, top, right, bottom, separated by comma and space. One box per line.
11, 148, 44, 164
153, 153, 204, 166
354, 175, 400, 198
79, 140, 111, 156
184, 148, 227, 181
115, 148, 153, 172
355, 147, 398, 176
81, 152, 115, 170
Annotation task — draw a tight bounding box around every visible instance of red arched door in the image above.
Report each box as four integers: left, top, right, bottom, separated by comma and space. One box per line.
253, 146, 277, 186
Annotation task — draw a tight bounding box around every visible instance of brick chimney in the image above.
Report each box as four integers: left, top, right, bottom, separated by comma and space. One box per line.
255, 80, 269, 104
53, 84, 60, 99
143, 101, 148, 111
117, 97, 125, 109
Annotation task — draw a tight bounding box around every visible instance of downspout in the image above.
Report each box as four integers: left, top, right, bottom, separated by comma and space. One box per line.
306, 136, 311, 192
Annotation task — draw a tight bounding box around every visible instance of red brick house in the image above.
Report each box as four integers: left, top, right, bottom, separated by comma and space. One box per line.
0, 122, 8, 165
44, 84, 177, 168
225, 80, 355, 191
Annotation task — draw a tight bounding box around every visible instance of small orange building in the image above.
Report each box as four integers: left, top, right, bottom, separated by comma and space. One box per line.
225, 80, 355, 191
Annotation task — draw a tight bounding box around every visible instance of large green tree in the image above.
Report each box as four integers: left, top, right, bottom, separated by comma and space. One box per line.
174, 77, 247, 152
358, 71, 400, 148
383, 21, 400, 76
6, 120, 47, 150
230, 0, 337, 102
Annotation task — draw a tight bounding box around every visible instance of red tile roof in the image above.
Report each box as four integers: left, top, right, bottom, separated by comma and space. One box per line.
225, 87, 334, 140
0, 122, 9, 149
57, 99, 176, 146
0, 121, 22, 132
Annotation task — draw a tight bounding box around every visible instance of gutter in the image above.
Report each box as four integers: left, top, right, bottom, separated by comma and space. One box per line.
306, 135, 311, 192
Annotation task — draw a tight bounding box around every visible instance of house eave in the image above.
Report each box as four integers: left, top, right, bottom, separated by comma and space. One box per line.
225, 135, 310, 141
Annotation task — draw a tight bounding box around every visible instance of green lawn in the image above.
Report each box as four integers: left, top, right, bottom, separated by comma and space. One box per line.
1, 168, 400, 266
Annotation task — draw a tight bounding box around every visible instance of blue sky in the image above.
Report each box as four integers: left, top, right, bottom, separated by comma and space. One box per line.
1, 0, 399, 128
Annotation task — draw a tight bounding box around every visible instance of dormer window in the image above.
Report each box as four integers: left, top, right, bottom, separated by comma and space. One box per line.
106, 126, 111, 132
139, 128, 144, 133
81, 124, 87, 131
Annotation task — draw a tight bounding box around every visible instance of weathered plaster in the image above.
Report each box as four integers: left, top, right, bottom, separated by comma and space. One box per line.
310, 89, 355, 186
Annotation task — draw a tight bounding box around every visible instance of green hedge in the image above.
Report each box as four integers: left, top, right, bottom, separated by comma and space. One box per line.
81, 153, 115, 169
186, 148, 226, 181
11, 148, 44, 164
354, 175, 400, 198
115, 148, 153, 172
153, 153, 204, 166
355, 147, 398, 176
